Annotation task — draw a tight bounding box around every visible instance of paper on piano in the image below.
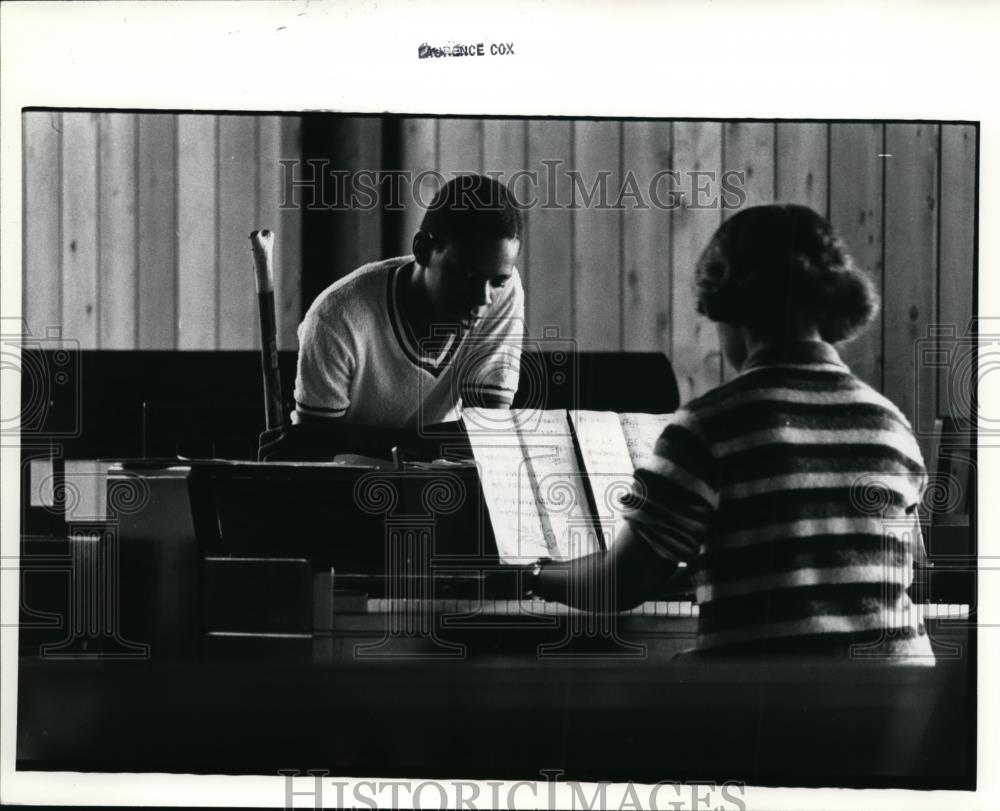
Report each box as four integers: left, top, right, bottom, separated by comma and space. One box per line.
570, 410, 674, 548
463, 408, 601, 563
619, 412, 674, 467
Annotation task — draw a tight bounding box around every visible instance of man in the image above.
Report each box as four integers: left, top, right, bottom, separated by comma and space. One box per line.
261, 175, 524, 459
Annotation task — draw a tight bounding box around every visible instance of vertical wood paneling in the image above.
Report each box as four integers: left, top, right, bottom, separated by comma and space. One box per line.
218, 115, 258, 350
721, 122, 776, 380
573, 121, 622, 351
98, 113, 137, 349
19, 113, 977, 448
23, 111, 62, 339
336, 117, 383, 281
137, 114, 177, 349
483, 120, 529, 315
258, 115, 285, 346
830, 123, 884, 389
622, 121, 672, 352
61, 113, 99, 348
401, 118, 437, 253
938, 124, 977, 420
438, 118, 482, 178
884, 123, 939, 463
177, 115, 218, 349
671, 122, 723, 400
525, 120, 573, 339
277, 116, 304, 349
723, 122, 776, 214
776, 122, 828, 214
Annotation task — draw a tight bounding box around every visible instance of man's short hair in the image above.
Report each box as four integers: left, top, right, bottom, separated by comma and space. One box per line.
420, 174, 523, 247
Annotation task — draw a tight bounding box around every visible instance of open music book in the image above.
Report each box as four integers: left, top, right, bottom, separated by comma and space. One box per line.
462, 408, 673, 563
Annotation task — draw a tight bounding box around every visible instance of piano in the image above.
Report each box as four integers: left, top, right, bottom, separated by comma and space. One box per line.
15, 349, 975, 787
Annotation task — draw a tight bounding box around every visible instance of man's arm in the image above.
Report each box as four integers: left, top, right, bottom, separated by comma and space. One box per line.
292, 313, 354, 423
465, 392, 514, 409
258, 311, 354, 461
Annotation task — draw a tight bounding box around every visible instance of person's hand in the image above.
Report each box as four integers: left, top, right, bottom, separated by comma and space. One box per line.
257, 425, 289, 461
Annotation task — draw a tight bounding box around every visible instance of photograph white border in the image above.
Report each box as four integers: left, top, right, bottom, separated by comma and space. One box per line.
2, 2, 997, 808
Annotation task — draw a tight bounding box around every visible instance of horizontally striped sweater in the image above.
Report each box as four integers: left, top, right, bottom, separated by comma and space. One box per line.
625, 341, 934, 660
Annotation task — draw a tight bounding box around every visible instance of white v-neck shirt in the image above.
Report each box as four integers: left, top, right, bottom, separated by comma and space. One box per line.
293, 256, 524, 428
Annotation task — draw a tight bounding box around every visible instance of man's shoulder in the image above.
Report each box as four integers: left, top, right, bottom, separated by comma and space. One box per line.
305, 256, 412, 326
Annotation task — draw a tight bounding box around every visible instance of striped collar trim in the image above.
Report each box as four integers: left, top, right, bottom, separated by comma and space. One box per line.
741, 341, 847, 373
386, 262, 462, 377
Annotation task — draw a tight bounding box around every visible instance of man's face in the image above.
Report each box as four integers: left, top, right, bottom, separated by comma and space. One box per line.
424, 236, 520, 328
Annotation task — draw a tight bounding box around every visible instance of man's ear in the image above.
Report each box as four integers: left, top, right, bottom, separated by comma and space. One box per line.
412, 231, 434, 266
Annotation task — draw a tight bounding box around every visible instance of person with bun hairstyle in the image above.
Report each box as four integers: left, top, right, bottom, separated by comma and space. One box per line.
529, 203, 934, 663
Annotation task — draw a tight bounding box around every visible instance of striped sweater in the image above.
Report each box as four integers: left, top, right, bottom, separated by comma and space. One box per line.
624, 341, 934, 660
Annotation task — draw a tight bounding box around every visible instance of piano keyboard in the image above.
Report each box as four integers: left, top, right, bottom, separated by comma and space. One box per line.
355, 599, 970, 620
362, 597, 697, 617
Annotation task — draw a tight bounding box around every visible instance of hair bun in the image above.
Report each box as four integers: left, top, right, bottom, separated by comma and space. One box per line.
695, 204, 879, 343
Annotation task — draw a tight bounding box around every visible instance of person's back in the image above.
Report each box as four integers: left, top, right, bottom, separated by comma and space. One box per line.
528, 203, 935, 665
638, 340, 932, 659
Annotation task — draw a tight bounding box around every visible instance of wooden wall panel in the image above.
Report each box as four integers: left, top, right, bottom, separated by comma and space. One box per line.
883, 123, 939, 461
400, 118, 437, 254
98, 113, 138, 349
61, 113, 99, 349
137, 114, 177, 349
23, 111, 306, 352
720, 122, 775, 379
671, 121, 723, 400
573, 121, 622, 351
723, 122, 776, 214
276, 116, 303, 349
829, 123, 884, 389
218, 115, 258, 350
331, 117, 383, 284
938, 124, 977, 420
438, 118, 482, 178
19, 114, 977, 448
776, 122, 828, 214
23, 111, 62, 340
525, 120, 573, 339
622, 121, 672, 353
256, 115, 295, 349
177, 115, 218, 350
483, 120, 529, 316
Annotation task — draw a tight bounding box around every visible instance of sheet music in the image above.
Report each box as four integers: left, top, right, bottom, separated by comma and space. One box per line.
464, 408, 669, 561
521, 410, 601, 560
462, 408, 550, 562
569, 410, 635, 548
619, 412, 674, 468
